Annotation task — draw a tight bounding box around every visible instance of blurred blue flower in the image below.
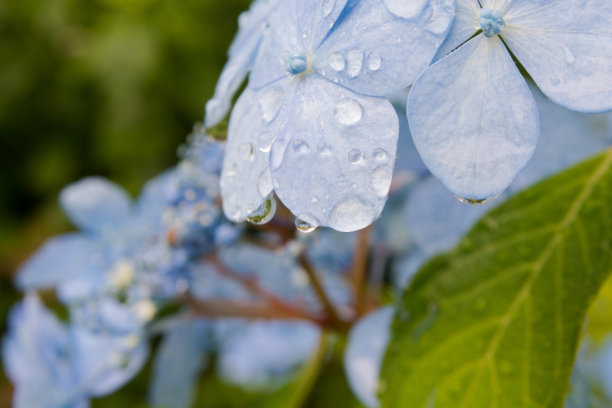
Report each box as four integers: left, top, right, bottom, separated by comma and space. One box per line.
219, 0, 454, 231
407, 0, 612, 202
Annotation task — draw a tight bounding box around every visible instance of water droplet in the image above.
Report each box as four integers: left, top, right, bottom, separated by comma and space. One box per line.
287, 55, 308, 75
334, 98, 363, 126
346, 49, 363, 78
328, 52, 346, 72
456, 194, 498, 205
366, 52, 382, 71
295, 214, 319, 233
292, 139, 310, 154
311, 196, 318, 203
319, 144, 332, 156
247, 196, 277, 225
321, 0, 335, 16
328, 197, 377, 232
373, 148, 389, 162
383, 0, 427, 19
259, 88, 283, 123
348, 149, 364, 164
238, 142, 254, 161
370, 165, 393, 197
257, 132, 275, 153
257, 169, 273, 198
564, 46, 575, 65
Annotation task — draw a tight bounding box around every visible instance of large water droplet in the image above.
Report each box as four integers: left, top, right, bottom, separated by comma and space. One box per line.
247, 196, 277, 225
257, 132, 275, 153
295, 214, 319, 233
292, 139, 311, 155
383, 0, 427, 19
370, 166, 393, 197
321, 0, 335, 17
328, 52, 346, 72
346, 49, 363, 78
259, 88, 283, 123
328, 197, 377, 232
348, 149, 364, 164
257, 168, 273, 198
238, 142, 254, 161
366, 52, 382, 71
334, 98, 363, 126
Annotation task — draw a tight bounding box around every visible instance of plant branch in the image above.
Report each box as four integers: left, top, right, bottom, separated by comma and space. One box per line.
351, 226, 372, 316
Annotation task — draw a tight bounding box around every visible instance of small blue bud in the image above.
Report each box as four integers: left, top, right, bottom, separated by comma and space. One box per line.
287, 55, 308, 75
479, 8, 505, 38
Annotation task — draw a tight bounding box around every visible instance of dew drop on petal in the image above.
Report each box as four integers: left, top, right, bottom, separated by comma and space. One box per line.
346, 49, 363, 78
348, 149, 364, 164
319, 144, 332, 156
247, 196, 277, 225
328, 52, 346, 72
238, 142, 254, 161
321, 0, 335, 17
257, 132, 275, 153
383, 0, 427, 19
366, 52, 382, 71
328, 197, 377, 232
370, 165, 393, 198
292, 139, 311, 155
373, 148, 389, 162
334, 98, 363, 126
259, 88, 283, 123
257, 169, 273, 198
295, 214, 319, 233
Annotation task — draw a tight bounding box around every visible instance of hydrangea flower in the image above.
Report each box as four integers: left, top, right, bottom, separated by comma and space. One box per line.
3, 295, 147, 408
219, 0, 455, 232
407, 0, 612, 202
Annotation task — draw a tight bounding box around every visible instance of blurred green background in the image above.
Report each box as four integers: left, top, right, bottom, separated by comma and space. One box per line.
0, 0, 250, 403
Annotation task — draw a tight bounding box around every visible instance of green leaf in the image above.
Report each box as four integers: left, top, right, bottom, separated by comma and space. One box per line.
381, 150, 612, 408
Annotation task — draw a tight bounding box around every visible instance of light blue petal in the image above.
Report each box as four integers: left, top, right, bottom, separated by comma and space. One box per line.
205, 0, 279, 127
248, 0, 349, 89
433, 0, 479, 59
511, 85, 612, 192
600, 340, 612, 400
217, 321, 320, 389
270, 75, 398, 232
149, 321, 210, 408
72, 327, 148, 397
3, 295, 77, 407
220, 78, 294, 221
344, 307, 394, 408
408, 36, 539, 201
502, 0, 612, 112
16, 234, 101, 291
480, 0, 514, 13
314, 0, 455, 96
60, 177, 132, 233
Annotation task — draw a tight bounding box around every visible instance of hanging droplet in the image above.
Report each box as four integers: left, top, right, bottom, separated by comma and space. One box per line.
455, 194, 498, 205
259, 88, 283, 123
247, 196, 277, 225
319, 144, 332, 156
564, 46, 575, 65
346, 49, 363, 78
334, 98, 363, 126
366, 52, 382, 71
328, 52, 346, 72
328, 197, 377, 232
348, 149, 364, 164
295, 214, 318, 233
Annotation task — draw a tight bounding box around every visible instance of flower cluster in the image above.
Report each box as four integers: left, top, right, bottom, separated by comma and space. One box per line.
4, 0, 612, 407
